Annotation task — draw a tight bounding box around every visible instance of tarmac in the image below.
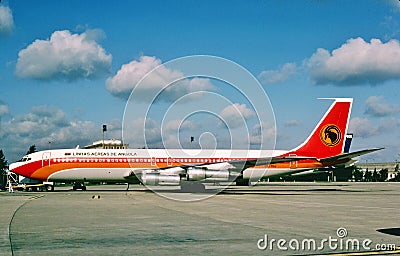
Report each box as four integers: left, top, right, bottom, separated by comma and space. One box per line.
1, 182, 400, 256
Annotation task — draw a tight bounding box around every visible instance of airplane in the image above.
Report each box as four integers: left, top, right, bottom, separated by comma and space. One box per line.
9, 98, 382, 192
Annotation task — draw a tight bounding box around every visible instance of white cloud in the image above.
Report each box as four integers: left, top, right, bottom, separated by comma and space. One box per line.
123, 117, 200, 149
0, 106, 123, 161
123, 116, 246, 150
0, 5, 14, 35
219, 103, 255, 129
306, 37, 400, 85
382, 16, 400, 40
365, 96, 400, 117
258, 63, 297, 84
105, 119, 123, 133
284, 120, 301, 127
128, 118, 198, 149
163, 119, 194, 132
250, 122, 276, 146
349, 115, 400, 145
0, 101, 9, 117
159, 120, 195, 148
348, 117, 380, 138
379, 117, 400, 132
106, 56, 214, 101
123, 117, 162, 148
2, 106, 81, 140
5, 106, 68, 138
15, 30, 112, 81
388, 0, 400, 12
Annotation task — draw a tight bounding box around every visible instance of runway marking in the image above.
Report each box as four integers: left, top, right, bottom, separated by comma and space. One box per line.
29, 195, 44, 200
311, 247, 400, 255
8, 194, 45, 256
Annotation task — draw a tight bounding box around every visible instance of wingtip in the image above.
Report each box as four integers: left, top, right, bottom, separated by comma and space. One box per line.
361, 147, 385, 154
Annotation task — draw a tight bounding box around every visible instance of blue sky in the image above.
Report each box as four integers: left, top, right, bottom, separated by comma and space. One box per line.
1, 0, 400, 162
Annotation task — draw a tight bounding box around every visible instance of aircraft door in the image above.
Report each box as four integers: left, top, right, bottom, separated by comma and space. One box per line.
151, 157, 157, 166
167, 157, 173, 166
42, 152, 51, 167
289, 154, 297, 169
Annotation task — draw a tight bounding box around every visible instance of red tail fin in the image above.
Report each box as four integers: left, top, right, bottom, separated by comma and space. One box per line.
288, 98, 353, 159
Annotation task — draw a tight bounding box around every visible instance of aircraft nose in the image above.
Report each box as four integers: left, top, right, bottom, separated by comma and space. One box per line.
8, 160, 37, 179
9, 162, 22, 175
9, 162, 16, 171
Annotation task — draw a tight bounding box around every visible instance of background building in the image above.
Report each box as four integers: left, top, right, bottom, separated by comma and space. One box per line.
83, 139, 129, 149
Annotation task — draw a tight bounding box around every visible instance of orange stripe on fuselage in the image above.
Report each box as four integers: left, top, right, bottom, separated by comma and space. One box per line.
252, 160, 323, 169
30, 162, 130, 180
29, 161, 185, 180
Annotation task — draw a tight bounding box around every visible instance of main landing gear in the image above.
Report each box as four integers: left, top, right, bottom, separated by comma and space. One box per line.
72, 182, 86, 191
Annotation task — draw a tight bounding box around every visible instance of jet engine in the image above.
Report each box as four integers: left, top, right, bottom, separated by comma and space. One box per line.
186, 167, 230, 182
140, 172, 180, 186
140, 167, 239, 186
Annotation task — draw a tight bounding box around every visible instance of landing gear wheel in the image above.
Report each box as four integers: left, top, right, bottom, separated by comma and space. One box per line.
72, 182, 86, 191
45, 184, 54, 192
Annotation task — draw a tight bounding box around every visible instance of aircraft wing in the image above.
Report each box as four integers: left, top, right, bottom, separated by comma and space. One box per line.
320, 148, 384, 164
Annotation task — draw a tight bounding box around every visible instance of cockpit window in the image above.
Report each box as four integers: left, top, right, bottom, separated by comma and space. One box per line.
18, 156, 31, 162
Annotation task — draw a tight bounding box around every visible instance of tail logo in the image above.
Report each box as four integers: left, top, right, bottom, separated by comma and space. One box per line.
320, 124, 342, 147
